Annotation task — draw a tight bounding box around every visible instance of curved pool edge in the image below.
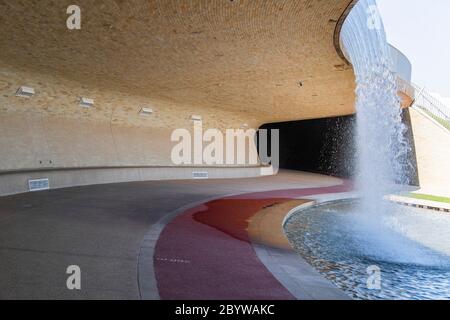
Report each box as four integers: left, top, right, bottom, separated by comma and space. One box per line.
282, 192, 360, 226
139, 183, 355, 300
282, 195, 450, 300
251, 243, 350, 300
251, 192, 358, 300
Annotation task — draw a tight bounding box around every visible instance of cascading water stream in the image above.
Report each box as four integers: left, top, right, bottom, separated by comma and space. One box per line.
340, 0, 411, 217
284, 2, 450, 298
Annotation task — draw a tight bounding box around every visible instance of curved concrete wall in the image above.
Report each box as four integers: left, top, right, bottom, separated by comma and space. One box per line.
0, 63, 260, 172
0, 65, 267, 195
0, 166, 267, 196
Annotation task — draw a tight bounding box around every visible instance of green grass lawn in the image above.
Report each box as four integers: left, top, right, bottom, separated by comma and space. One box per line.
423, 109, 450, 131
407, 193, 450, 204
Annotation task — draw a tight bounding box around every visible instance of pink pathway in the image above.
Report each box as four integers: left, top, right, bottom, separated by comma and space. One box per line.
154, 182, 352, 300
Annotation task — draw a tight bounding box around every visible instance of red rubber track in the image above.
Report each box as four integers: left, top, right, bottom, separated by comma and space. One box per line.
154, 182, 352, 300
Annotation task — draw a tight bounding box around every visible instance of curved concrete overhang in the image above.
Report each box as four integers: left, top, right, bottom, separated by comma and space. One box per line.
0, 0, 356, 125
333, 0, 358, 66
0, 0, 356, 194
389, 45, 415, 108
334, 1, 415, 108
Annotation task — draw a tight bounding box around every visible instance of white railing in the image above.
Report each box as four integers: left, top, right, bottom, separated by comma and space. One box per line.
411, 83, 450, 122
399, 81, 450, 130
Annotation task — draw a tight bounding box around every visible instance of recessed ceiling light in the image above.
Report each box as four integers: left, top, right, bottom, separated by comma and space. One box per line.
16, 86, 35, 98
241, 123, 249, 129
191, 115, 202, 121
79, 97, 94, 108
139, 107, 154, 116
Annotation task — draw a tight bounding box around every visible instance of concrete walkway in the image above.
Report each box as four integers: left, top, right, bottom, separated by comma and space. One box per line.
0, 170, 347, 299
152, 184, 352, 300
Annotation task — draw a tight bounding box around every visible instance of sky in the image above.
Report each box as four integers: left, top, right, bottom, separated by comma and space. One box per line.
377, 0, 450, 103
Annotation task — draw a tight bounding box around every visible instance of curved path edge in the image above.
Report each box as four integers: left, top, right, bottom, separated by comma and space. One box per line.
137, 192, 244, 300
138, 185, 356, 300
252, 192, 357, 300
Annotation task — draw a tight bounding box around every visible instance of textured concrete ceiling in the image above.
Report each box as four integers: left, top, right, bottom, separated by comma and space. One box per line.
0, 0, 356, 124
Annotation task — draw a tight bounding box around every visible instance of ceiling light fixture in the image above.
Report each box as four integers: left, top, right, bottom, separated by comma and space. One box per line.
15, 86, 35, 98
191, 115, 202, 122
139, 107, 154, 116
79, 97, 94, 108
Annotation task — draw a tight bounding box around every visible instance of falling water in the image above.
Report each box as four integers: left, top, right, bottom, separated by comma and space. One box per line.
340, 0, 410, 216
284, 3, 450, 297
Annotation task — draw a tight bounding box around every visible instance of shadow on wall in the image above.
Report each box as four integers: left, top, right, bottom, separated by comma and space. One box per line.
260, 111, 419, 185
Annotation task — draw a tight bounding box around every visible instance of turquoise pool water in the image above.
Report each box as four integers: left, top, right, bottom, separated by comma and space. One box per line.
285, 201, 450, 300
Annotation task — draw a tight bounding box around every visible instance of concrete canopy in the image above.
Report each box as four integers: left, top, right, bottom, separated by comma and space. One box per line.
0, 0, 358, 194
0, 0, 355, 126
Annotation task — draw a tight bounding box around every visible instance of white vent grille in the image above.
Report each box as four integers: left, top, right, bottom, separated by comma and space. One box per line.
28, 178, 50, 192
192, 171, 208, 179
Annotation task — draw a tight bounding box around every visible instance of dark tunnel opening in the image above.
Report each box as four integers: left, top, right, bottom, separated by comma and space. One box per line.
259, 111, 419, 184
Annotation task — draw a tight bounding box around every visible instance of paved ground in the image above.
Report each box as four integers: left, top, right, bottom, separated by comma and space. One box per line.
0, 170, 345, 299
153, 184, 352, 300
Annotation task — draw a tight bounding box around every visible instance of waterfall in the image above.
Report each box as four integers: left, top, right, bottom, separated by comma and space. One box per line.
340, 0, 410, 216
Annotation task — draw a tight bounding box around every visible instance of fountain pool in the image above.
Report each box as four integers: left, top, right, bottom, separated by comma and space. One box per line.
284, 201, 450, 300
284, 0, 450, 300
